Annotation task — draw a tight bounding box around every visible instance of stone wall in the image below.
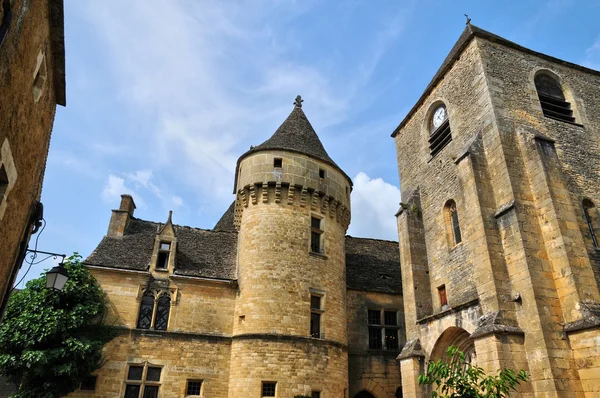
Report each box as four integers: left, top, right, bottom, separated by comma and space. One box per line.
0, 0, 63, 317
347, 290, 404, 398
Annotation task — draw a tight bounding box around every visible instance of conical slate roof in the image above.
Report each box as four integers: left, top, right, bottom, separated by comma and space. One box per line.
234, 97, 351, 192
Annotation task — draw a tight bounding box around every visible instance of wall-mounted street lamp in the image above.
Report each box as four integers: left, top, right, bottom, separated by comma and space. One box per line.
25, 250, 68, 292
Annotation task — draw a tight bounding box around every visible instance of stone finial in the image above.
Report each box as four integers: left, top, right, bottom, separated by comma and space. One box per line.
294, 95, 303, 108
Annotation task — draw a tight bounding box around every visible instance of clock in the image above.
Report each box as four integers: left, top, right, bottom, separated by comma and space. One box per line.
432, 106, 447, 129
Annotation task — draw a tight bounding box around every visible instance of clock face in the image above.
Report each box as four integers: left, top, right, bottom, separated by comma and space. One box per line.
432, 106, 447, 129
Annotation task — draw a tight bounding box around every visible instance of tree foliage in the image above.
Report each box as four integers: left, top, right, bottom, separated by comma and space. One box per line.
418, 346, 528, 398
0, 254, 116, 398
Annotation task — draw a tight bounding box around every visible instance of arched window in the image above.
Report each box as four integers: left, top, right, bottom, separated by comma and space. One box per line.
153, 294, 171, 331
445, 200, 462, 246
428, 103, 452, 157
534, 73, 575, 124
583, 199, 599, 248
137, 293, 154, 329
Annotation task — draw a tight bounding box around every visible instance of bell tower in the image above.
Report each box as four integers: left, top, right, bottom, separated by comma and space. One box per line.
228, 97, 352, 397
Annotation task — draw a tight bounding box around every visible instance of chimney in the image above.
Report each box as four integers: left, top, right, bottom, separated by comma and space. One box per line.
107, 194, 136, 238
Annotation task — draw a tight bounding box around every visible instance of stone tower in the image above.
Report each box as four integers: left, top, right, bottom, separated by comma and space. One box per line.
228, 97, 353, 397
394, 25, 600, 397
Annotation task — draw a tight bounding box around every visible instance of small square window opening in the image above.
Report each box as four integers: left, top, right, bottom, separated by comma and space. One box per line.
80, 375, 97, 391
319, 168, 326, 179
262, 381, 277, 397
186, 380, 202, 396
310, 217, 323, 254
312, 391, 321, 398
274, 158, 282, 168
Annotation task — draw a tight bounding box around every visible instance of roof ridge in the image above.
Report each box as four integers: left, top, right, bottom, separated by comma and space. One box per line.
345, 235, 398, 244
129, 216, 237, 234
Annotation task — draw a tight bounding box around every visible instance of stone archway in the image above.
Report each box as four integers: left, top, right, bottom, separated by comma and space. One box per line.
430, 326, 476, 364
354, 391, 376, 398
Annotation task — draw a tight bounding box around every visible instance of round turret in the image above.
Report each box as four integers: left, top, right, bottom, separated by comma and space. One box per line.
228, 97, 352, 397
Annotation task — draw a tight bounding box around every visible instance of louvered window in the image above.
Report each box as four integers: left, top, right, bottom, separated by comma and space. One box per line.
535, 74, 576, 124
429, 104, 452, 157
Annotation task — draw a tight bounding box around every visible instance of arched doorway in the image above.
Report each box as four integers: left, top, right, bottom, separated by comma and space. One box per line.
355, 391, 376, 398
430, 326, 476, 364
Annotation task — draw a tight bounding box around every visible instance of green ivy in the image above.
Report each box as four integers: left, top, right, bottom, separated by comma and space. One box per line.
418, 346, 528, 398
0, 254, 117, 398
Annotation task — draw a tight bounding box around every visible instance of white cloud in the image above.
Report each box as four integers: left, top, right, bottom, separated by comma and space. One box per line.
348, 172, 400, 241
584, 35, 600, 70
101, 174, 144, 207
172, 195, 184, 208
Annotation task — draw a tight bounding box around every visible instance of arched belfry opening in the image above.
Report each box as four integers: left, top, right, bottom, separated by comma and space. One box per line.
355, 391, 376, 398
430, 327, 476, 364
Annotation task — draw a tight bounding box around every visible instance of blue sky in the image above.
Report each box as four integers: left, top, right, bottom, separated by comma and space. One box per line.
17, 0, 600, 285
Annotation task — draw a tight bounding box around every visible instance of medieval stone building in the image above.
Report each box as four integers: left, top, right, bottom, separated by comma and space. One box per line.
72, 99, 404, 398
395, 25, 600, 397
70, 24, 600, 398
0, 0, 65, 320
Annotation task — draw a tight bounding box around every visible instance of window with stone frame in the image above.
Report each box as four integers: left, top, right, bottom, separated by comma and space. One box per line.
534, 73, 576, 124
0, 0, 12, 48
136, 291, 172, 331
444, 200, 462, 247
310, 216, 323, 254
156, 241, 171, 270
367, 309, 400, 350
124, 364, 162, 398
262, 381, 277, 397
310, 294, 323, 338
583, 199, 599, 248
438, 285, 448, 308
80, 375, 97, 391
185, 380, 202, 396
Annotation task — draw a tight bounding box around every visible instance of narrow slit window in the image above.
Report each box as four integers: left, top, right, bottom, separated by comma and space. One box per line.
310, 295, 322, 339
310, 217, 323, 254
274, 158, 282, 168
583, 199, 599, 248
0, 165, 8, 204
445, 200, 462, 246
156, 242, 170, 270
438, 285, 448, 307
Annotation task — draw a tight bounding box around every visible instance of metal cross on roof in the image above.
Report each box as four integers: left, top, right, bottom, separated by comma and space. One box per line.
294, 95, 303, 108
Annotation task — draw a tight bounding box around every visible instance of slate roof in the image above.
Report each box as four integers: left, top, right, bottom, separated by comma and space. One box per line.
345, 236, 402, 294
391, 24, 600, 138
234, 104, 352, 192
85, 218, 237, 280
213, 201, 236, 232
86, 218, 401, 294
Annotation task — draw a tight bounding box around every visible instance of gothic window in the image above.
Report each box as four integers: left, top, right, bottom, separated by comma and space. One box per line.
310, 294, 323, 338
310, 216, 323, 254
153, 294, 171, 331
535, 73, 576, 124
445, 200, 462, 246
0, 0, 12, 48
136, 291, 172, 331
156, 242, 170, 270
136, 293, 154, 329
583, 199, 599, 248
124, 364, 162, 398
367, 309, 400, 350
429, 103, 452, 157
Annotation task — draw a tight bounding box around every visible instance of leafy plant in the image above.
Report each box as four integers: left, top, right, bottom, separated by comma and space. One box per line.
0, 254, 116, 398
418, 346, 528, 398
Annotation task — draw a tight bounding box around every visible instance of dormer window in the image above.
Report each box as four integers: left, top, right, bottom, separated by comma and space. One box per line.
156, 242, 170, 270
535, 73, 575, 124
429, 104, 452, 157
